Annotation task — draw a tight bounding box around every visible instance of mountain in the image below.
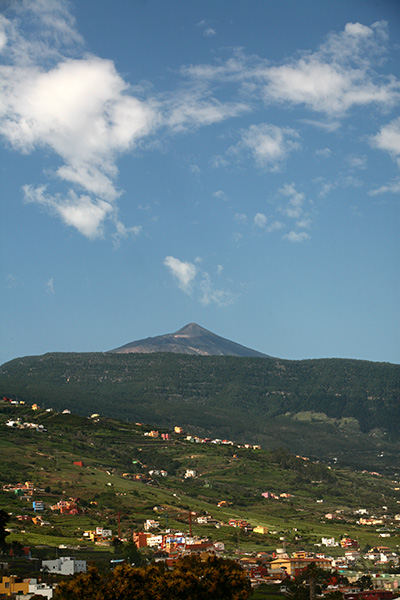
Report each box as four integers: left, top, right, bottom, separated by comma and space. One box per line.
109, 322, 269, 357
1, 351, 399, 474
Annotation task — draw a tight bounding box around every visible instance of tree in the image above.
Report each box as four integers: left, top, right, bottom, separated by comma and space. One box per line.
324, 592, 344, 600
356, 575, 373, 591
55, 566, 105, 600
112, 538, 123, 553
0, 509, 10, 549
166, 555, 251, 600
54, 556, 251, 600
122, 541, 145, 566
287, 563, 334, 600
10, 540, 25, 557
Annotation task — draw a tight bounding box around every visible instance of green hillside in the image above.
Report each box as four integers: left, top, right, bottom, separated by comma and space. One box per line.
1, 402, 400, 558
1, 352, 399, 473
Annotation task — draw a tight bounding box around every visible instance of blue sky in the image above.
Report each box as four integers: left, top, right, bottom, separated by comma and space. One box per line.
1, 0, 399, 365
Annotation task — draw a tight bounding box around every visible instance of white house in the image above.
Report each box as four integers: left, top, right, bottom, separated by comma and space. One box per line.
147, 534, 163, 548
144, 519, 159, 531
321, 537, 338, 547
184, 469, 196, 478
42, 557, 86, 575
28, 579, 54, 598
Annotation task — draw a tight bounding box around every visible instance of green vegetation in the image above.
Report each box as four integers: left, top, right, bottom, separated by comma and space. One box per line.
1, 352, 399, 473
0, 508, 9, 548
1, 403, 399, 558
53, 557, 252, 600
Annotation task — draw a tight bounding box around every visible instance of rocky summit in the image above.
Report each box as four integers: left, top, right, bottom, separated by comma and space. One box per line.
109, 322, 269, 357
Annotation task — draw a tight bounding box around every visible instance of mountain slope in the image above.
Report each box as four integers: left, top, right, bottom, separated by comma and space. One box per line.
1, 352, 399, 473
2, 403, 400, 556
109, 323, 269, 357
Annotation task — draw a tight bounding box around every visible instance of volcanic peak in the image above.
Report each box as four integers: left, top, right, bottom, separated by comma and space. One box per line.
109, 323, 268, 358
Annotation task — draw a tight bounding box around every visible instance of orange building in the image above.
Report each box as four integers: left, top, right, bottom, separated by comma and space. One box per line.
270, 556, 333, 577
0, 576, 30, 597
133, 532, 150, 548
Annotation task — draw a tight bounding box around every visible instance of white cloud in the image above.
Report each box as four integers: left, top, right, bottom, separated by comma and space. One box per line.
184, 21, 399, 118
344, 22, 373, 37
46, 278, 54, 294
213, 190, 227, 200
254, 212, 268, 228
199, 272, 237, 307
235, 123, 300, 170
368, 178, 400, 196
317, 181, 336, 198
279, 183, 305, 219
267, 220, 284, 233
0, 2, 160, 239
315, 147, 332, 158
370, 117, 400, 167
261, 21, 398, 116
301, 119, 340, 132
166, 94, 249, 132
0, 15, 9, 52
342, 175, 363, 188
6, 274, 23, 289
276, 183, 313, 238
23, 185, 113, 239
164, 256, 197, 294
0, 57, 157, 196
263, 59, 393, 116
112, 220, 142, 248
264, 61, 347, 114
296, 217, 312, 229
234, 213, 247, 224
181, 51, 249, 82
0, 1, 250, 240
2, 5, 399, 248
164, 257, 237, 307
196, 20, 216, 37
347, 155, 367, 170
283, 231, 310, 243
211, 154, 229, 168
1, 0, 84, 66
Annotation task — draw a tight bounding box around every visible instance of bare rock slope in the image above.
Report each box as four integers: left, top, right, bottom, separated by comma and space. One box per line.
109, 322, 268, 357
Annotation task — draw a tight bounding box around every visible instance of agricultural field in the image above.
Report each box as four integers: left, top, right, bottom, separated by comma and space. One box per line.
1, 401, 400, 561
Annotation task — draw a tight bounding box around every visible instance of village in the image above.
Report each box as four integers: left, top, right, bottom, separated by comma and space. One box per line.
1, 401, 400, 599
1, 523, 400, 598
2, 475, 400, 599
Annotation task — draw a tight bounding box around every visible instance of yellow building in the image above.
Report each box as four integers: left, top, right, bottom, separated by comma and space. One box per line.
253, 526, 269, 535
292, 551, 309, 559
0, 576, 30, 597
32, 516, 42, 525
270, 556, 332, 576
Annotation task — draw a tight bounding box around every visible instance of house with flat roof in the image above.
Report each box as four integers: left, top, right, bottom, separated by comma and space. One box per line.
42, 557, 86, 576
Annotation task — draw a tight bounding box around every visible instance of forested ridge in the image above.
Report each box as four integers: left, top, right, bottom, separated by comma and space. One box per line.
1, 352, 399, 470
